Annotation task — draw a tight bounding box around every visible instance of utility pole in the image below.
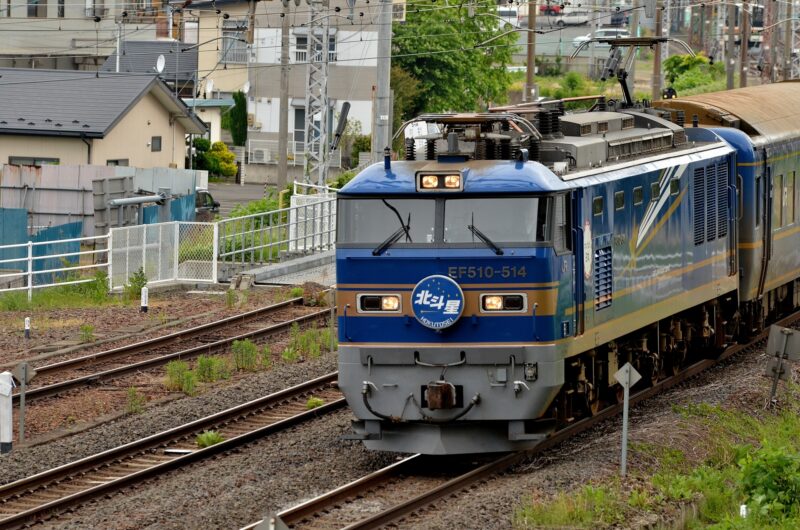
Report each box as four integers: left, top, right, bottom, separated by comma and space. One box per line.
740, 0, 749, 87
524, 1, 536, 101
277, 2, 290, 192
652, 5, 663, 101
372, 0, 392, 162
764, 0, 777, 82
783, 1, 793, 80
726, 3, 735, 89
629, 0, 639, 98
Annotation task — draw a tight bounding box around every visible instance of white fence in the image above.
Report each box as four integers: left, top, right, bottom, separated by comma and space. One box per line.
109, 222, 218, 290
247, 139, 342, 169
0, 234, 109, 301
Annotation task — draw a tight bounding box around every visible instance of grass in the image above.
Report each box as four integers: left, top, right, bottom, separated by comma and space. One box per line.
289, 287, 304, 299
514, 387, 800, 529
79, 323, 95, 343
281, 322, 337, 362
196, 430, 225, 448
231, 339, 259, 371
164, 360, 197, 395
0, 270, 112, 311
125, 387, 146, 414
196, 355, 231, 383
306, 397, 325, 409
122, 267, 147, 303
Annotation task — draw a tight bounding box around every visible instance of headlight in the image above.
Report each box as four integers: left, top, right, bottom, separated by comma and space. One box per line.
381, 295, 400, 311
443, 174, 461, 188
358, 294, 401, 312
421, 175, 439, 189
481, 294, 526, 312
483, 295, 503, 311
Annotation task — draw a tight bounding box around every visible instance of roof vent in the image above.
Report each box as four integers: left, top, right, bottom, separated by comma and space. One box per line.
72, 120, 80, 124
55, 123, 62, 127
83, 124, 90, 128
27, 122, 34, 126
17, 118, 24, 122
45, 118, 52, 123
0, 121, 6, 125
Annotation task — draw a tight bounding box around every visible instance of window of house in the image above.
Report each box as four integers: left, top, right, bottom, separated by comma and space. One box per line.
293, 108, 305, 147
58, 0, 64, 17
219, 19, 248, 64
151, 136, 162, 152
107, 159, 129, 166
614, 190, 625, 210
9, 156, 59, 166
633, 186, 643, 205
294, 34, 336, 62
27, 0, 46, 17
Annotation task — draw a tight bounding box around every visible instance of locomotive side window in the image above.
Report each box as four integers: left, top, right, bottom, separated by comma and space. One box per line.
592, 196, 604, 216
443, 197, 550, 243
553, 194, 572, 254
670, 178, 680, 195
651, 182, 659, 202
614, 191, 625, 210
633, 186, 643, 205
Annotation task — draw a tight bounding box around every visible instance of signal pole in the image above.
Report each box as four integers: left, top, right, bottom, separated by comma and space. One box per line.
740, 0, 749, 87
652, 5, 663, 101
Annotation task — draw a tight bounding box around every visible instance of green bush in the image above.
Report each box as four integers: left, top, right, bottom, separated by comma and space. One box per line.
741, 444, 800, 520
350, 136, 371, 168
232, 339, 259, 371
281, 346, 299, 363
196, 355, 231, 382
125, 387, 146, 414
289, 287, 304, 299
180, 370, 197, 395
204, 141, 237, 177
165, 360, 190, 391
196, 430, 225, 448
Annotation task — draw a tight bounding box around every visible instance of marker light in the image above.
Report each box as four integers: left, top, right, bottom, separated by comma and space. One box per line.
483, 295, 503, 311
421, 175, 439, 189
381, 295, 400, 311
444, 174, 461, 188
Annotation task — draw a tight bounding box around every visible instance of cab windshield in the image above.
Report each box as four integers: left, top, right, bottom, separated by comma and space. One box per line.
337, 196, 551, 246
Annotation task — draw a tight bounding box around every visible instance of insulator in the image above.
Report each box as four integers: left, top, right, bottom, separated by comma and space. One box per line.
475, 139, 487, 160
510, 144, 520, 161
528, 138, 540, 161
597, 97, 607, 111
537, 112, 551, 135
426, 139, 437, 160
494, 139, 503, 160
485, 139, 495, 160
405, 138, 415, 161
551, 109, 562, 135
676, 110, 685, 127
557, 102, 565, 116
500, 139, 511, 160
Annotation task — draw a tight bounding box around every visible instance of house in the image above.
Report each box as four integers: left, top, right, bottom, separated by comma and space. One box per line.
0, 1, 169, 70
182, 98, 235, 144
100, 40, 199, 97
0, 68, 206, 168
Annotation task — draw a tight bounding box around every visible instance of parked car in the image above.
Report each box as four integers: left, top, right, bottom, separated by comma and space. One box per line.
573, 28, 630, 48
195, 189, 219, 221
539, 3, 562, 15
557, 10, 590, 26
497, 7, 520, 26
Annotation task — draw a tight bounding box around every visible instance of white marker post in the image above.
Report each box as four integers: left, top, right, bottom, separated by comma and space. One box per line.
140, 286, 149, 313
0, 371, 15, 454
614, 362, 641, 478
24, 317, 30, 339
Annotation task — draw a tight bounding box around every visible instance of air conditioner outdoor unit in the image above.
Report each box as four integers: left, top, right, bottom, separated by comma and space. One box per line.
251, 149, 268, 163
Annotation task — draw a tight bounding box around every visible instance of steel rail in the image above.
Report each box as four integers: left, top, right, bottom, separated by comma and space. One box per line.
13, 307, 332, 403
0, 373, 344, 530
30, 296, 305, 377
253, 311, 800, 530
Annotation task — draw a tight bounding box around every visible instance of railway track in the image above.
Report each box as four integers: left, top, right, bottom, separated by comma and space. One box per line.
12, 297, 333, 403
247, 312, 800, 530
0, 373, 344, 530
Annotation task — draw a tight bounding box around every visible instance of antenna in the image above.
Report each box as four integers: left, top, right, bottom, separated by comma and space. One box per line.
242, 81, 251, 94
155, 54, 166, 74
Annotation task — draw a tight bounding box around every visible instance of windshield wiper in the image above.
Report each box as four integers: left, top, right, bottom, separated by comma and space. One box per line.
372, 200, 411, 256
468, 219, 504, 255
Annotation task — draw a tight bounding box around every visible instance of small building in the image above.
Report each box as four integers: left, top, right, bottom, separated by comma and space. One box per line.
182, 98, 235, 144
0, 68, 206, 168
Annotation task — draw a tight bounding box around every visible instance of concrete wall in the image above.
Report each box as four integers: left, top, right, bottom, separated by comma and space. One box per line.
243, 163, 348, 186
193, 106, 225, 144
93, 92, 189, 168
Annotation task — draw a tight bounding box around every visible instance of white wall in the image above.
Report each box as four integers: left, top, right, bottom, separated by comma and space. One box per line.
255, 28, 281, 65
336, 31, 378, 66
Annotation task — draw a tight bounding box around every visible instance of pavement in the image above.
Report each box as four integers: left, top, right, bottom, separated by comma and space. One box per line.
207, 182, 273, 218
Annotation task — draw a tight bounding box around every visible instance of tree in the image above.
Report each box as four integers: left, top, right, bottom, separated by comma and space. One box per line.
230, 91, 247, 146
393, 4, 517, 115
204, 141, 237, 177
391, 66, 421, 136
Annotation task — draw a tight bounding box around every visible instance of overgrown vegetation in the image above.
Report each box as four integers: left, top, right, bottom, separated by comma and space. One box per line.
232, 339, 259, 371
164, 360, 196, 395
196, 355, 231, 383
196, 430, 225, 448
281, 322, 336, 362
122, 267, 147, 303
306, 396, 324, 410
79, 323, 95, 343
0, 269, 110, 311
663, 53, 727, 96
515, 394, 800, 528
125, 387, 146, 414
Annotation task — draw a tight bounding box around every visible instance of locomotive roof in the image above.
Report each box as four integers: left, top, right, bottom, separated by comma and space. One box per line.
339, 159, 570, 195
657, 81, 800, 142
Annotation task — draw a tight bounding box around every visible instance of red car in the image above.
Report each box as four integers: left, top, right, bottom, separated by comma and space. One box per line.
539, 3, 562, 15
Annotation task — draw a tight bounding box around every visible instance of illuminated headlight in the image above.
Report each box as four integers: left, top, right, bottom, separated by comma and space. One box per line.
381, 295, 400, 311
481, 294, 526, 312
443, 174, 461, 188
421, 175, 439, 189
359, 294, 401, 312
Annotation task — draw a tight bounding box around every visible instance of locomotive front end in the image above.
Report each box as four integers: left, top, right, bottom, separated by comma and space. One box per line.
336, 119, 575, 453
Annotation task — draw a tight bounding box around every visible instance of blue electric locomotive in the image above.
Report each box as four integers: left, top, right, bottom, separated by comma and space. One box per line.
336, 83, 800, 454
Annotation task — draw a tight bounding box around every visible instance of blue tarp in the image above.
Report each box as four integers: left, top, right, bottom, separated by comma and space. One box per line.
0, 208, 29, 270
31, 222, 83, 284
142, 193, 196, 224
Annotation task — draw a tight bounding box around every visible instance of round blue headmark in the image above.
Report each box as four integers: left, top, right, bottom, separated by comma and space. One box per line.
411, 275, 465, 330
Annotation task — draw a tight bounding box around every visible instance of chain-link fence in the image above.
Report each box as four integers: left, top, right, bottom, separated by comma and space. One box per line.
109, 222, 216, 290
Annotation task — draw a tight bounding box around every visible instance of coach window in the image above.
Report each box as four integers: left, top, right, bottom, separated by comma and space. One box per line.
786, 172, 795, 225
650, 182, 659, 202
633, 186, 643, 206
773, 174, 783, 228
593, 196, 604, 216
614, 191, 625, 210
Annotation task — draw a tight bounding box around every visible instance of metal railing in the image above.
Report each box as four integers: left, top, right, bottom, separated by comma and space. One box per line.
247, 139, 341, 168
0, 234, 109, 301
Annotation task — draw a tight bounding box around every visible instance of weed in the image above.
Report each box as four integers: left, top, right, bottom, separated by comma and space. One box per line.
196, 430, 225, 448
232, 339, 259, 371
165, 360, 190, 391
281, 346, 299, 363
196, 355, 231, 382
289, 287, 304, 299
516, 484, 626, 528
306, 397, 324, 409
180, 370, 197, 395
125, 387, 146, 414
123, 267, 148, 302
79, 323, 95, 343
225, 289, 236, 308
261, 344, 272, 368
